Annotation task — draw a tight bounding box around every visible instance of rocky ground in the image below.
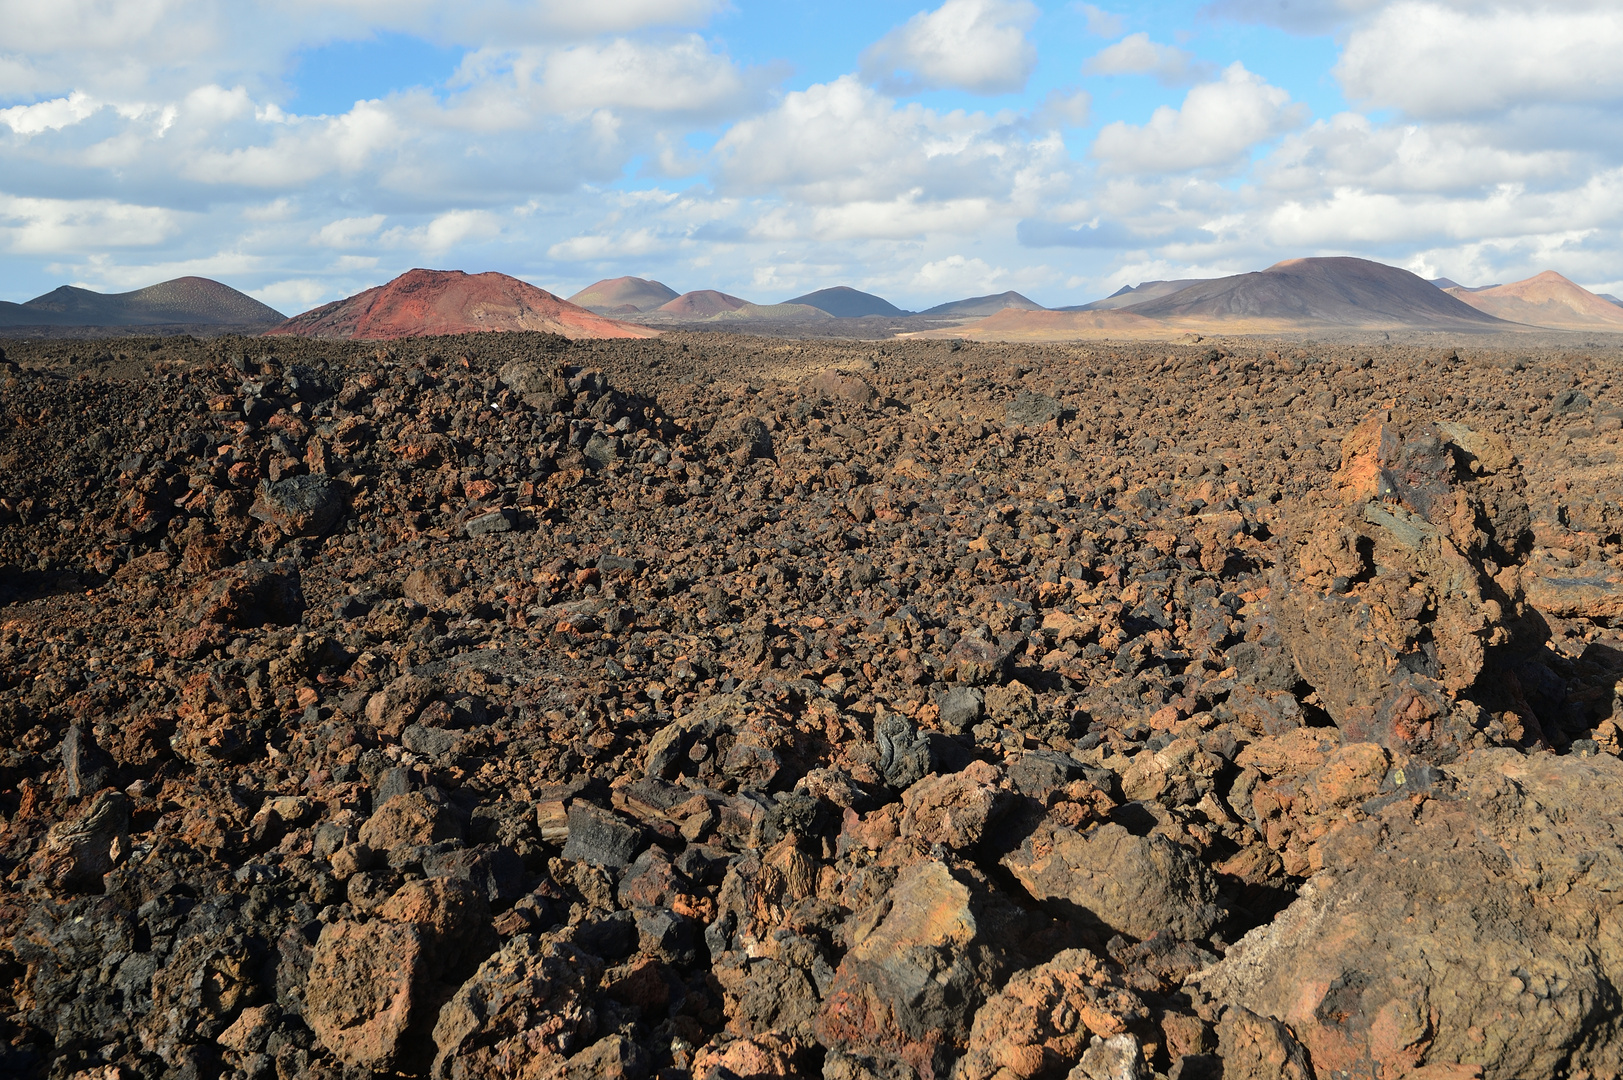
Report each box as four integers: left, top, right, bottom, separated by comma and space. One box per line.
3, 330, 1623, 1080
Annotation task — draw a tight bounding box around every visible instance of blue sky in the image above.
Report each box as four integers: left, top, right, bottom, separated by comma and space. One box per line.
3, 0, 1623, 313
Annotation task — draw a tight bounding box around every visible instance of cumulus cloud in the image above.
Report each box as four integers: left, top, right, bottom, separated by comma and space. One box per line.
454, 34, 759, 118
0, 195, 180, 254
0, 0, 732, 102
1092, 63, 1305, 174
860, 0, 1039, 95
911, 254, 1004, 293
1263, 112, 1576, 195
1084, 33, 1214, 86
1075, 4, 1124, 37
1336, 1, 1623, 118
316, 214, 386, 247
381, 209, 504, 254
547, 227, 667, 261
0, 91, 100, 134
714, 75, 1050, 206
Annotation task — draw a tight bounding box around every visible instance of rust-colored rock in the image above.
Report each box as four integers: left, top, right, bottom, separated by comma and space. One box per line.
304, 919, 426, 1069
267, 268, 658, 341
1002, 822, 1222, 942
956, 949, 1148, 1080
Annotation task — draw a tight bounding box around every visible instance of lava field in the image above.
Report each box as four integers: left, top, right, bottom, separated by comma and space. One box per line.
3, 331, 1623, 1080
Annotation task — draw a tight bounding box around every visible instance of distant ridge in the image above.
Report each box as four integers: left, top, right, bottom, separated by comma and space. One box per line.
0, 276, 284, 329
1068, 279, 1212, 312
268, 269, 657, 341
567, 276, 679, 314
707, 302, 832, 323
918, 291, 1044, 318
784, 286, 910, 318
932, 256, 1522, 341
1445, 271, 1623, 331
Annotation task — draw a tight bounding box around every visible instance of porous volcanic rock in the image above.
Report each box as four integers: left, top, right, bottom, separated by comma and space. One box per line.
1191, 748, 1623, 1080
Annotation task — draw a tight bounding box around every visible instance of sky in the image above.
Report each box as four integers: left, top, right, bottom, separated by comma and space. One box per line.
3, 0, 1623, 315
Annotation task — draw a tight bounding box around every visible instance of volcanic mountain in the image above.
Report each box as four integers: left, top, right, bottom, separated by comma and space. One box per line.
1444, 271, 1623, 331
940, 257, 1520, 340
656, 290, 749, 317
1118, 257, 1512, 330
918, 291, 1045, 318
784, 286, 910, 318
0, 276, 284, 329
567, 276, 679, 314
268, 269, 657, 341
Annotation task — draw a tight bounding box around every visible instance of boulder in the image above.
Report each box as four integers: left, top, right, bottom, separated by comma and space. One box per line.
1190, 749, 1623, 1080
899, 761, 1008, 849
430, 933, 604, 1080
358, 791, 464, 853
815, 859, 1037, 1077
250, 474, 346, 536
28, 791, 129, 892
304, 919, 426, 1069
1002, 822, 1222, 942
560, 803, 645, 869
1272, 414, 1536, 759
956, 949, 1148, 1080
1005, 393, 1064, 428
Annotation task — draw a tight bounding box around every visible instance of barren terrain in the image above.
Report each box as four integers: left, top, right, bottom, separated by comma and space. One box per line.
3, 331, 1623, 1080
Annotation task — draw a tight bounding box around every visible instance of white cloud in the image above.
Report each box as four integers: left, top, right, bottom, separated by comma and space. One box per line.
382, 209, 504, 254
911, 254, 1005, 293
455, 34, 755, 117
1092, 63, 1305, 174
1337, 2, 1623, 118
0, 91, 100, 134
1084, 33, 1214, 86
1263, 112, 1576, 195
1075, 3, 1124, 37
316, 214, 386, 247
714, 75, 1059, 208
548, 228, 667, 261
0, 195, 180, 253
252, 277, 332, 313
861, 0, 1039, 95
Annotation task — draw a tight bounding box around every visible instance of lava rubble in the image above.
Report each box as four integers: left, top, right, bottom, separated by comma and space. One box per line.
2, 332, 1623, 1080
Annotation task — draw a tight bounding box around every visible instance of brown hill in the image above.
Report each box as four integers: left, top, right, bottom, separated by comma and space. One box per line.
915, 307, 1167, 341
1445, 271, 1623, 331
657, 290, 749, 317
267, 269, 657, 341
567, 276, 679, 314
0, 276, 284, 329
918, 291, 1045, 318
1125, 257, 1512, 330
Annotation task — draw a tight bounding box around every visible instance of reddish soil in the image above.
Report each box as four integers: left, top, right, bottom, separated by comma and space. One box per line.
269, 270, 658, 341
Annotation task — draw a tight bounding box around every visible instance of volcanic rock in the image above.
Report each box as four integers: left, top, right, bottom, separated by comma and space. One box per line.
1272, 412, 1535, 758
250, 474, 347, 536
1002, 822, 1223, 942
1192, 749, 1623, 1080
5, 328, 1623, 1080
815, 859, 1038, 1077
